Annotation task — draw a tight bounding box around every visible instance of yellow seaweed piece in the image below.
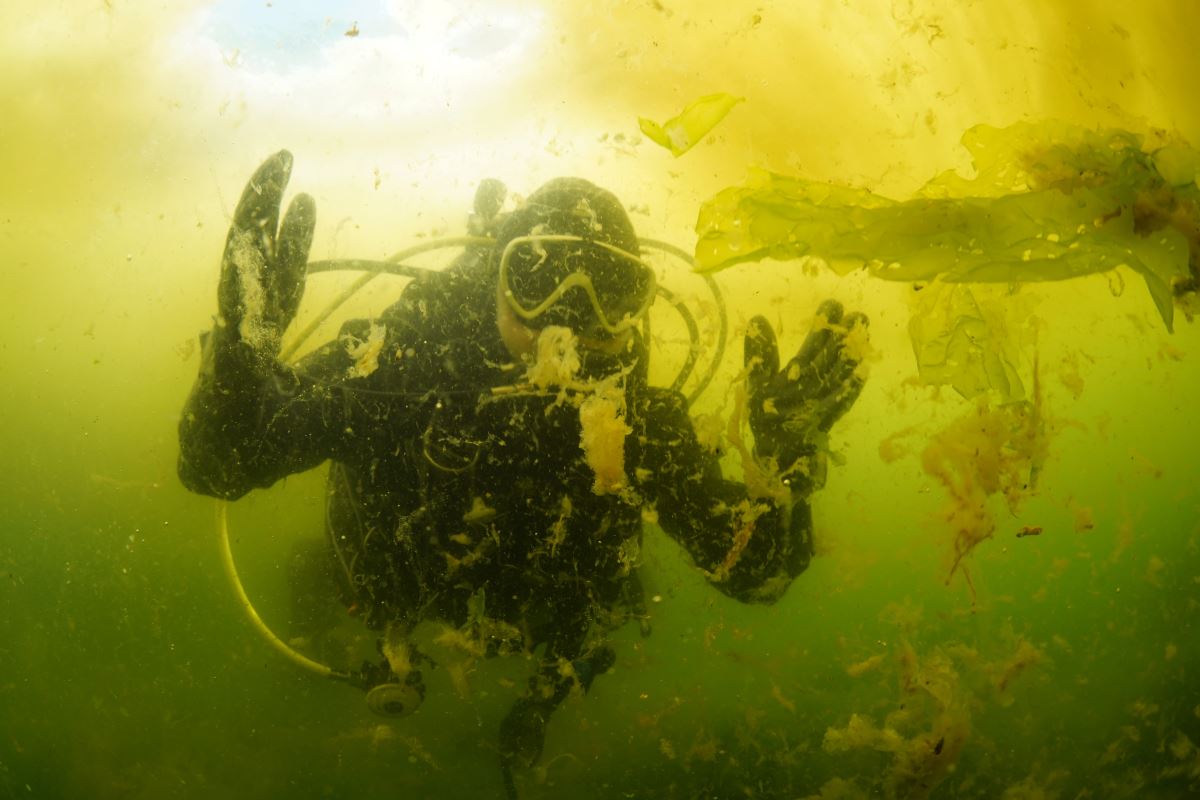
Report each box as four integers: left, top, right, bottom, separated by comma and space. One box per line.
578, 377, 632, 496
822, 713, 906, 754
845, 653, 886, 677
638, 92, 744, 157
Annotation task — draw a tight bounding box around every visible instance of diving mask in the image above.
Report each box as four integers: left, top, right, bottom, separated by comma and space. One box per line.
498, 234, 657, 338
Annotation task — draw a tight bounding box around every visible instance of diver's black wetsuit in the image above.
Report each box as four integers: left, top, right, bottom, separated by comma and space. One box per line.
180, 246, 812, 640
179, 243, 813, 783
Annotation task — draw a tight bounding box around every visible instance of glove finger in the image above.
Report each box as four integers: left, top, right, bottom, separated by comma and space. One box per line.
816, 372, 865, 432
744, 315, 779, 396
816, 311, 869, 385
780, 334, 841, 402
218, 151, 293, 328
805, 306, 868, 377
230, 150, 293, 256
776, 364, 860, 426
273, 192, 316, 326
792, 299, 849, 376
842, 310, 869, 333
814, 314, 869, 430
776, 308, 868, 412
816, 298, 845, 324
474, 178, 507, 220
826, 312, 870, 389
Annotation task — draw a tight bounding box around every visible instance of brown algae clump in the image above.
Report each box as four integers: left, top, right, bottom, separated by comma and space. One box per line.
921, 387, 1047, 592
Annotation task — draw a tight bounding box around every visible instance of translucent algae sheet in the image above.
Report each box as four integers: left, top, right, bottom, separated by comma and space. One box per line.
695, 121, 1200, 333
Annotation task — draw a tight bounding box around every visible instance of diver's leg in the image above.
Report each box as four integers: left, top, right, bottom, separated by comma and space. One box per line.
498, 624, 616, 785
287, 533, 430, 715
325, 464, 433, 716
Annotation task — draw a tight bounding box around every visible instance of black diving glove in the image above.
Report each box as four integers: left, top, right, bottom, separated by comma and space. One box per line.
744, 300, 869, 496
213, 150, 316, 361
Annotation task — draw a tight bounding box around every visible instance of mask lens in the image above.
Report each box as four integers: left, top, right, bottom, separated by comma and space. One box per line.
501, 236, 655, 335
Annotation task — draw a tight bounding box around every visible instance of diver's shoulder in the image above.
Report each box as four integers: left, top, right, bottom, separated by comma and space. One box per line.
378, 251, 493, 325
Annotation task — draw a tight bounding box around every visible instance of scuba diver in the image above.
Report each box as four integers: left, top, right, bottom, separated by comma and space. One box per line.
177, 151, 869, 793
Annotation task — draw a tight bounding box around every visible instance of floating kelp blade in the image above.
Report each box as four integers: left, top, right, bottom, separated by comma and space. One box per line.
694, 121, 1200, 332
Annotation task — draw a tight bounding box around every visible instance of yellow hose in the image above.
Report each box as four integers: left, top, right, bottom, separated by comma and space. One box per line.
215, 500, 344, 680
279, 235, 495, 362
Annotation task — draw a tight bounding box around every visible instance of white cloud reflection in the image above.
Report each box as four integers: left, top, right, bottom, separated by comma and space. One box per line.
175, 0, 545, 123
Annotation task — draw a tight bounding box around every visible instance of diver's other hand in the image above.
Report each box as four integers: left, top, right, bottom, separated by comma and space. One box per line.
216, 150, 316, 356
744, 301, 868, 493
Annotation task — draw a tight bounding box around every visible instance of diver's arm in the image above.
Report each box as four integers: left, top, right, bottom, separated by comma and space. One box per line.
639, 389, 814, 604
178, 332, 353, 499
177, 150, 335, 499
642, 302, 869, 603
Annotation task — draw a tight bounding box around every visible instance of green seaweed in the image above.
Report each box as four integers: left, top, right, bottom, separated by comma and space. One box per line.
908, 283, 1026, 402
694, 121, 1200, 333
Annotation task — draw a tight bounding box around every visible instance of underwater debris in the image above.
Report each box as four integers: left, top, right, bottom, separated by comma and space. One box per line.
344, 322, 386, 378
824, 631, 1052, 800
801, 777, 871, 800
684, 729, 720, 764
998, 770, 1068, 800
921, 395, 1046, 590
1144, 554, 1167, 587
823, 713, 907, 754
821, 709, 969, 800
515, 326, 635, 497
1161, 731, 1200, 782
722, 365, 791, 504
429, 588, 524, 698
528, 753, 583, 786
845, 653, 887, 677
1072, 505, 1096, 532
770, 683, 796, 713
1056, 351, 1088, 398
326, 724, 440, 768
888, 714, 970, 800
992, 638, 1044, 705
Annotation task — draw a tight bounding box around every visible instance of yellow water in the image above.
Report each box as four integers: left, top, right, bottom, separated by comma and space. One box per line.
2, 2, 1198, 798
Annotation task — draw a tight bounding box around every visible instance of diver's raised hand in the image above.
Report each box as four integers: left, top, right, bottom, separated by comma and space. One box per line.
216, 150, 315, 357
744, 300, 868, 495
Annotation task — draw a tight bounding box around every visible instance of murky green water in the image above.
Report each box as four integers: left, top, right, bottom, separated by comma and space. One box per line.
2, 2, 1198, 798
